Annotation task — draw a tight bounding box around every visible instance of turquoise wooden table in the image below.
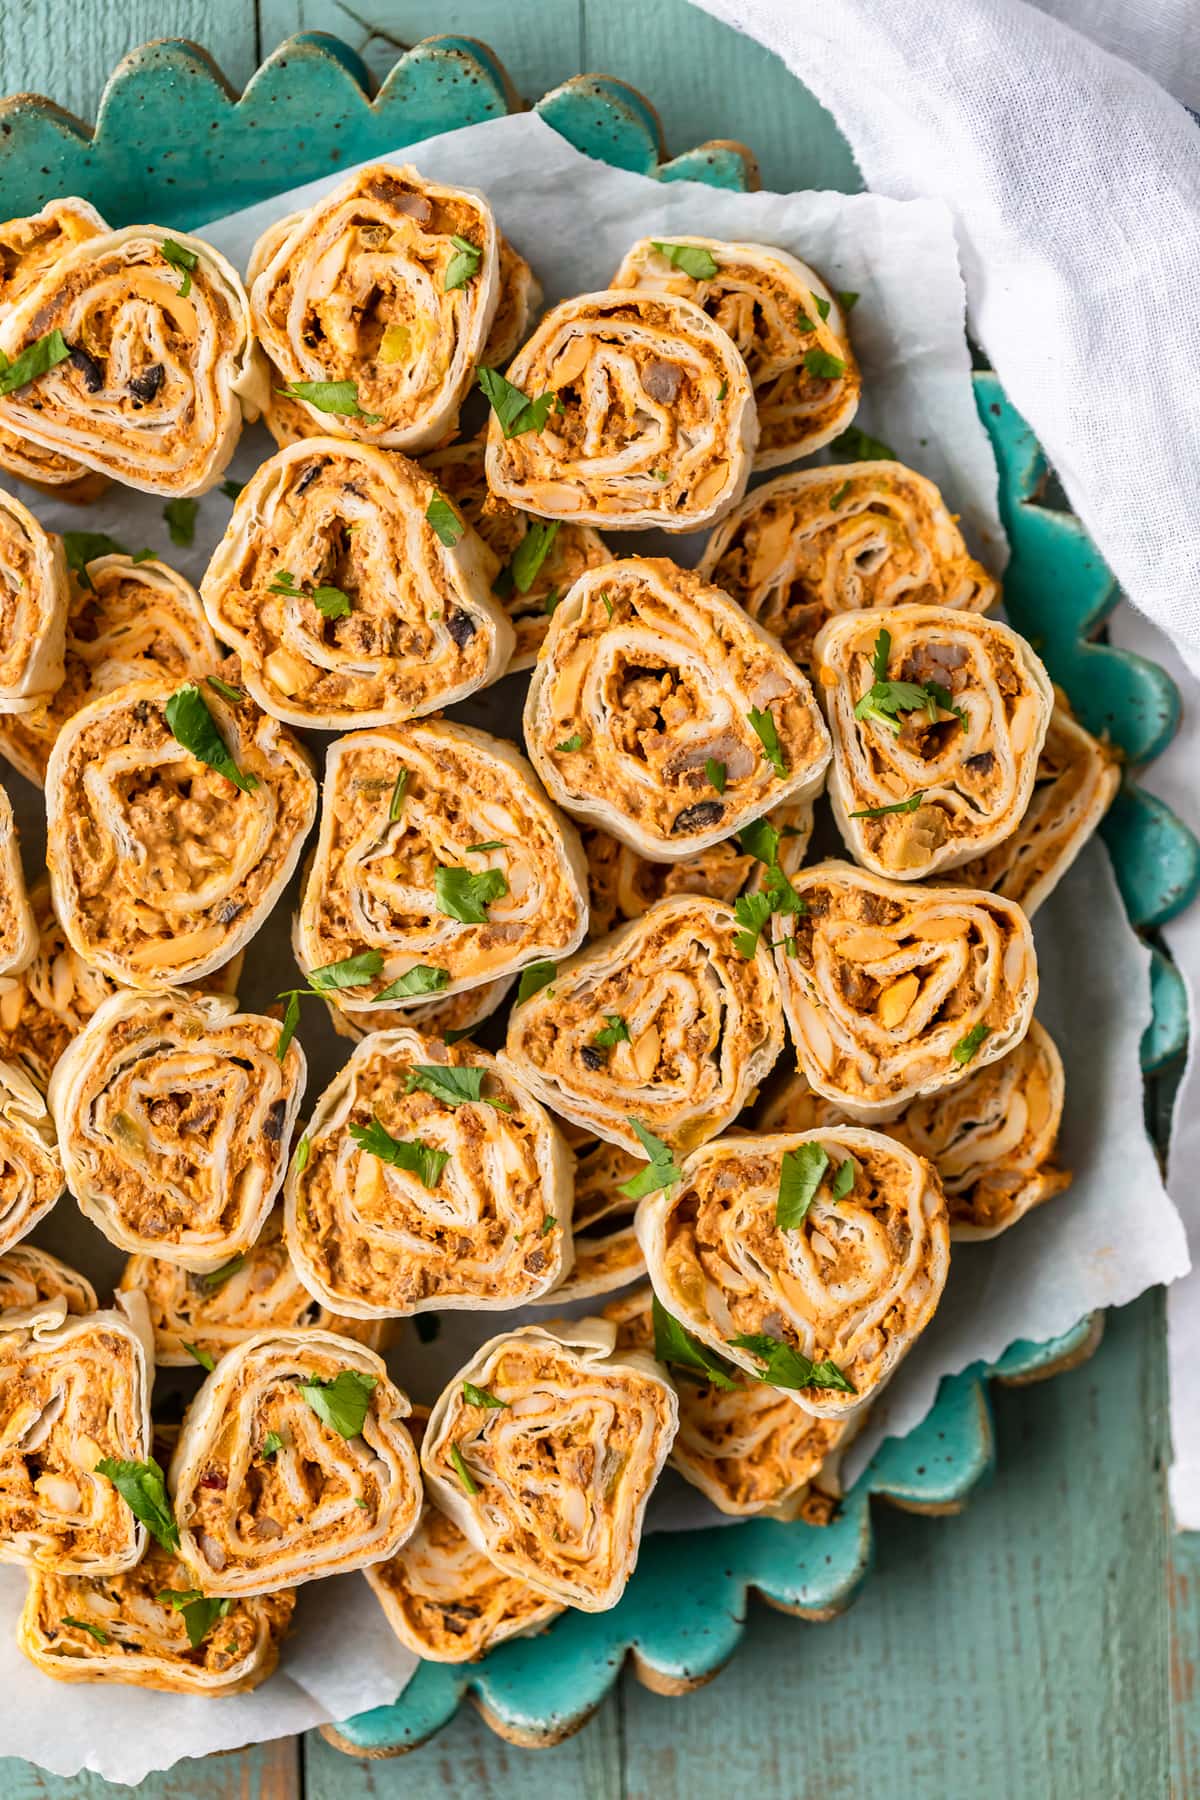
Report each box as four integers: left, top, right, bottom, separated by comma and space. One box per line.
0, 5, 1197, 1795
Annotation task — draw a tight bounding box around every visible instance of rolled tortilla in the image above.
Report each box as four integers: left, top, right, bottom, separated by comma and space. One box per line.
364, 1404, 563, 1662
421, 1319, 677, 1612
324, 971, 516, 1048
49, 988, 306, 1269
421, 433, 610, 672
0, 490, 69, 715
948, 701, 1120, 916
295, 719, 588, 1011
0, 552, 220, 787
815, 605, 1054, 879
285, 1027, 572, 1319
45, 676, 317, 989
604, 1285, 857, 1521
523, 558, 830, 861
699, 462, 997, 674
19, 1544, 295, 1693
0, 225, 262, 496
0, 1295, 153, 1574
610, 235, 859, 468
120, 1207, 387, 1366
0, 784, 36, 975
501, 893, 784, 1156
250, 163, 500, 453
530, 1137, 646, 1305
485, 290, 756, 531
481, 234, 543, 367
775, 860, 1038, 1122
636, 1128, 949, 1418
0, 1244, 96, 1317
200, 438, 513, 729
759, 1018, 1070, 1241
170, 1328, 422, 1594
0, 1058, 63, 1255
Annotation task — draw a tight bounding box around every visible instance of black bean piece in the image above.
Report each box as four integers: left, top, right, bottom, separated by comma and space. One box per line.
128, 362, 164, 404
964, 750, 995, 775
295, 463, 322, 495
446, 608, 477, 647
68, 345, 103, 392
581, 1045, 606, 1071
672, 800, 725, 834
216, 901, 244, 925
527, 1249, 546, 1273
133, 700, 151, 724
263, 1099, 288, 1142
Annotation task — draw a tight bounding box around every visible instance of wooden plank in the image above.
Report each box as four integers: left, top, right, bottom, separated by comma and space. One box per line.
0, 1738, 300, 1800
305, 1685, 622, 1796
0, 0, 257, 123
1170, 1534, 1200, 1797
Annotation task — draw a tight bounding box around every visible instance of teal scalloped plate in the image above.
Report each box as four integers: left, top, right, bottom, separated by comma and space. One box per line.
1, 31, 1196, 1758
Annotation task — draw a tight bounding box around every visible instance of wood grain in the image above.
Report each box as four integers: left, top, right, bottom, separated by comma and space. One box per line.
0, 1739, 299, 1799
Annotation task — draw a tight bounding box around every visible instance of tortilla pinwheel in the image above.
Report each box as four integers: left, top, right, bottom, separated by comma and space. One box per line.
0, 1058, 63, 1255
0, 489, 68, 715
0, 1245, 96, 1317
531, 1137, 646, 1305
0, 785, 35, 976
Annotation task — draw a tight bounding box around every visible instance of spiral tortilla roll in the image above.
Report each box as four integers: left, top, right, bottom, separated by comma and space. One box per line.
815, 606, 1054, 879
120, 1208, 387, 1366
610, 236, 859, 468
501, 894, 784, 1156
0, 490, 69, 714
422, 1320, 677, 1612
0, 1058, 63, 1254
170, 1328, 422, 1594
0, 786, 35, 976
0, 1244, 96, 1317
485, 290, 756, 531
421, 434, 610, 672
482, 235, 543, 367
582, 825, 755, 937
604, 1285, 855, 1521
0, 1294, 153, 1574
699, 463, 998, 674
19, 1543, 295, 1693
948, 701, 1120, 916
0, 225, 263, 496
49, 989, 306, 1269
637, 1128, 949, 1418
200, 438, 513, 728
296, 720, 588, 1011
46, 677, 317, 989
0, 552, 220, 787
250, 163, 500, 453
759, 1018, 1070, 1241
530, 1138, 646, 1305
524, 559, 830, 861
777, 861, 1038, 1122
0, 198, 110, 500
324, 970, 515, 1048
364, 1405, 563, 1662
286, 1027, 572, 1319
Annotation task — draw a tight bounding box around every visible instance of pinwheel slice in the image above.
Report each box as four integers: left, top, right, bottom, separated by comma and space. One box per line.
482, 235, 543, 367
170, 1328, 421, 1594
0, 225, 263, 496
485, 290, 756, 531
120, 1208, 387, 1366
249, 163, 500, 453
948, 702, 1120, 916
364, 1405, 563, 1662
636, 1127, 949, 1418
611, 236, 859, 467
759, 1018, 1070, 1240
501, 893, 784, 1155
0, 552, 219, 787
324, 971, 515, 1048
285, 1027, 572, 1319
0, 490, 69, 715
49, 989, 306, 1269
524, 558, 830, 860
777, 861, 1037, 1122
582, 824, 755, 938
530, 1138, 645, 1304
0, 786, 35, 976
815, 606, 1053, 879
699, 463, 998, 674
0, 1058, 63, 1255
0, 1294, 153, 1573
200, 438, 512, 729
0, 198, 110, 500
421, 434, 610, 672
295, 720, 588, 1011
46, 676, 317, 989
604, 1285, 855, 1521
19, 1544, 295, 1693
422, 1320, 677, 1612
0, 1244, 96, 1317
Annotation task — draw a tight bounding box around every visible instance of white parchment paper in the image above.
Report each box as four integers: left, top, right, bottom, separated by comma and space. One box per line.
1, 107, 1180, 1779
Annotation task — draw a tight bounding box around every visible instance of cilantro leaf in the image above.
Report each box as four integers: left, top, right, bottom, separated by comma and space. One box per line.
651, 240, 719, 281
737, 817, 782, 867
62, 1614, 110, 1644
307, 951, 385, 993
183, 1341, 215, 1371
221, 478, 245, 501
449, 1442, 479, 1495
813, 294, 832, 321
199, 1255, 245, 1293
163, 497, 198, 547
733, 889, 774, 960
389, 767, 409, 822
261, 1431, 284, 1459
829, 482, 851, 509
556, 733, 584, 753
830, 424, 895, 461
747, 706, 787, 779
462, 1381, 508, 1409
164, 685, 259, 794
477, 367, 554, 437
516, 960, 556, 1004
95, 1456, 179, 1552
592, 1014, 630, 1049
62, 530, 128, 590
205, 674, 244, 705
831, 1158, 856, 1199
313, 586, 352, 620
406, 1064, 512, 1112
276, 379, 382, 422
850, 792, 926, 819
837, 289, 860, 312
652, 1296, 738, 1389
374, 965, 449, 1002
777, 1142, 829, 1228
705, 758, 727, 794
425, 493, 464, 546
434, 865, 508, 923
0, 328, 70, 396
618, 1120, 682, 1200
299, 1369, 378, 1438
293, 1136, 310, 1174
349, 1117, 449, 1187
503, 520, 560, 595
728, 1333, 857, 1394
160, 238, 198, 297
952, 1023, 992, 1065
156, 1587, 233, 1649
444, 235, 482, 291
804, 347, 847, 379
